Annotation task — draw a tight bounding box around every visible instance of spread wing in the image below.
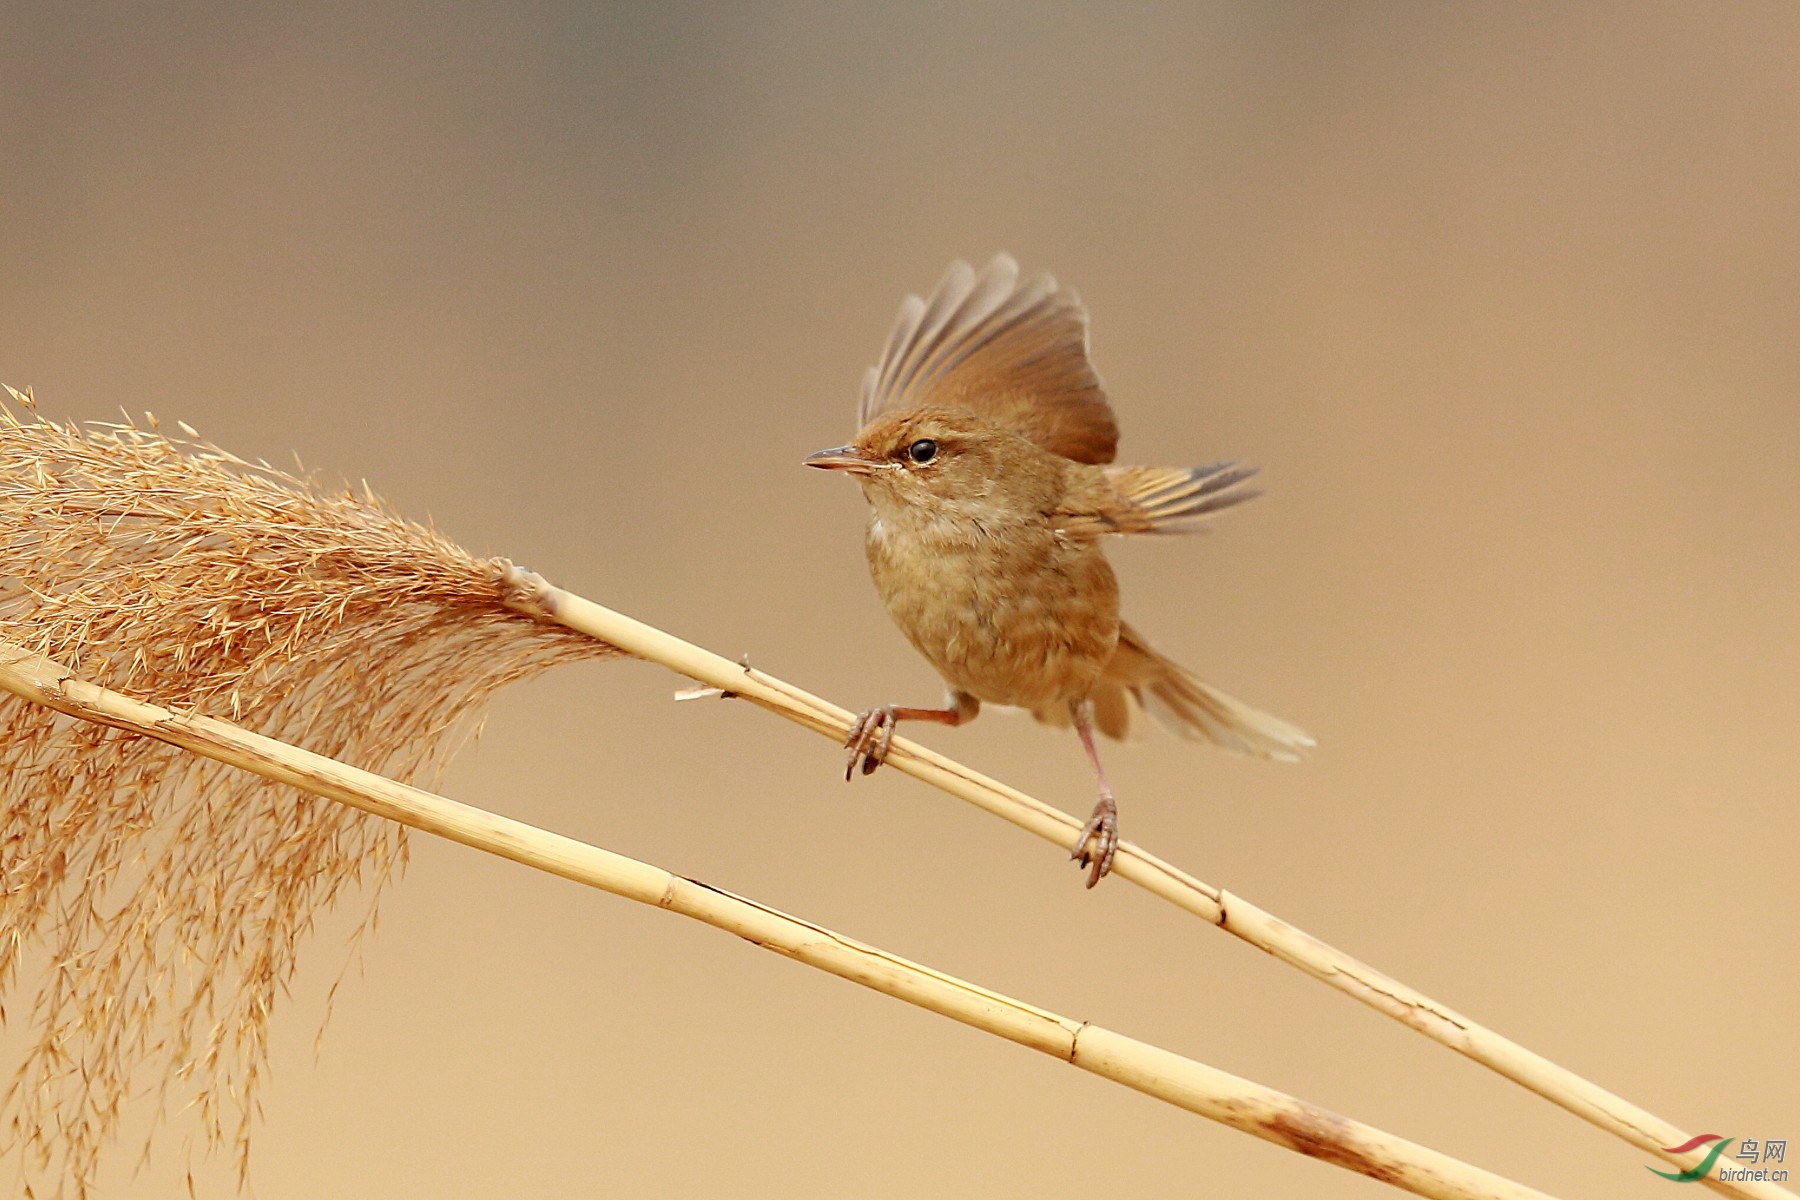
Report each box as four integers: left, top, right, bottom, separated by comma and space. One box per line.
857, 254, 1119, 464
1054, 461, 1262, 538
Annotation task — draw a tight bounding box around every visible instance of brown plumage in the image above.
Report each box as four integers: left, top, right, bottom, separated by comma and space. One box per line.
807, 255, 1311, 885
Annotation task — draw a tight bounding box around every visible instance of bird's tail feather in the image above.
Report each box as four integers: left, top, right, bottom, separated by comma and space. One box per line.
1041, 622, 1313, 760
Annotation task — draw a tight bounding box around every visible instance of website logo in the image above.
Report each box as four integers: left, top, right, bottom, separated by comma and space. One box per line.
1651, 1135, 1788, 1184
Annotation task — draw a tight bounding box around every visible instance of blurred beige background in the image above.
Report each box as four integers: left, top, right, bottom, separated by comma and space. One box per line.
3, 2, 1796, 1196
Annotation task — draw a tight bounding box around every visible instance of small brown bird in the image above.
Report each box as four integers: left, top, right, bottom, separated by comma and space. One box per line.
806, 255, 1311, 886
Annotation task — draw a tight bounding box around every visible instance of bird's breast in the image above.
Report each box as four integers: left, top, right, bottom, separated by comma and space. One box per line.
864, 509, 1119, 710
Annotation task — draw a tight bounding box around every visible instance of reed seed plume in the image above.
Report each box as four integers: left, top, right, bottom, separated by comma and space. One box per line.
0, 390, 616, 1196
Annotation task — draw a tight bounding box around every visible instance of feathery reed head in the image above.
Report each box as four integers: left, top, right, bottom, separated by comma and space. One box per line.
0, 389, 618, 1195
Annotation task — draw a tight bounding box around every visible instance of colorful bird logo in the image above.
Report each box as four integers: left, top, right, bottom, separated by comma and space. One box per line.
1650, 1134, 1735, 1182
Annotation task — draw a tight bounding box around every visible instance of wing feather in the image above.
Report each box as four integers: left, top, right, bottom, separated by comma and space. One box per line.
1105, 462, 1262, 532
885, 260, 980, 405
858, 254, 1119, 464
866, 293, 927, 415
897, 257, 1020, 403
1055, 461, 1263, 537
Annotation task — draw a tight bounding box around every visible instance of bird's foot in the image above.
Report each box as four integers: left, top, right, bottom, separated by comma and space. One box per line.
1071, 794, 1118, 888
844, 705, 901, 780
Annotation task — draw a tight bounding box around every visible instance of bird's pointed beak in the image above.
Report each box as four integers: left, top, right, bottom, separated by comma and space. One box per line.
803, 445, 879, 476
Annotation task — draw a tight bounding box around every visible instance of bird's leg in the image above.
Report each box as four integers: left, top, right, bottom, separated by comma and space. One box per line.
845, 691, 979, 780
1070, 703, 1119, 888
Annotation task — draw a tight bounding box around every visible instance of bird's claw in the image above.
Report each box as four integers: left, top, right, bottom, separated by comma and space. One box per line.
845, 705, 900, 780
1071, 794, 1119, 888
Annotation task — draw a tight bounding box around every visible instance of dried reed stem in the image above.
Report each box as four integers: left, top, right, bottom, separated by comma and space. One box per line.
502, 570, 1793, 1200
0, 641, 1564, 1200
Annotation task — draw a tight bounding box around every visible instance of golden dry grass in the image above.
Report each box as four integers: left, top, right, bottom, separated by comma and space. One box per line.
0, 390, 616, 1196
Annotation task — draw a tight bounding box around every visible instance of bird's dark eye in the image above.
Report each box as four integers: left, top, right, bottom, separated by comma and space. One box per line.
907, 438, 938, 464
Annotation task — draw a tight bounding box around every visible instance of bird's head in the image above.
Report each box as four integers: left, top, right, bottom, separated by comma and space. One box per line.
804, 407, 1064, 522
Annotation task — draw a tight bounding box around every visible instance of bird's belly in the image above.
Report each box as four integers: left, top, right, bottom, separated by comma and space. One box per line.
867, 523, 1120, 711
